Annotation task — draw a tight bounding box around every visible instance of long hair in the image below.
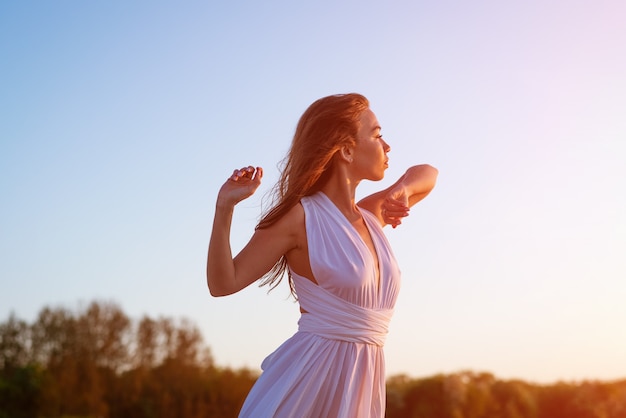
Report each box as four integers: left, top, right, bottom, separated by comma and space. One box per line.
258, 93, 370, 295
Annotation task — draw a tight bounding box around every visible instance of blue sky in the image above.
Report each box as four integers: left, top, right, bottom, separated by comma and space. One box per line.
1, 1, 625, 383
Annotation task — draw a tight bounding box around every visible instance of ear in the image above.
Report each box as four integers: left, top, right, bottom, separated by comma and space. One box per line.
339, 145, 354, 163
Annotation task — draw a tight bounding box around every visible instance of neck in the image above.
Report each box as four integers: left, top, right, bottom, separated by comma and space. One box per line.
320, 165, 362, 221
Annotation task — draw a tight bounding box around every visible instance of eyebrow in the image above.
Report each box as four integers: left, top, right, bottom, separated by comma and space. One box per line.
371, 125, 381, 132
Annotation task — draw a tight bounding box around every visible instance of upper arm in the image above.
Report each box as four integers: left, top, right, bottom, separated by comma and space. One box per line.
230, 204, 303, 293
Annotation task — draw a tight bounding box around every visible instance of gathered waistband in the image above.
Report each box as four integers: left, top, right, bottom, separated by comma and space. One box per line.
293, 275, 393, 347
297, 313, 389, 346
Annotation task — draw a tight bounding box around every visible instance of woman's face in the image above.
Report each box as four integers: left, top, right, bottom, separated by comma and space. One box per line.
351, 108, 391, 181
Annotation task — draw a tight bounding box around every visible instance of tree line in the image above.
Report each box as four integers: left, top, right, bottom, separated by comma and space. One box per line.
1, 301, 625, 418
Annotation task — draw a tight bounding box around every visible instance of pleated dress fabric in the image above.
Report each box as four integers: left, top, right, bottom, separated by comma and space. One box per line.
238, 192, 401, 418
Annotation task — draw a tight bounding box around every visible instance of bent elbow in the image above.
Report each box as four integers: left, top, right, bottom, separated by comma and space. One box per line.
428, 165, 439, 186
207, 275, 226, 297
419, 164, 438, 188
420, 164, 439, 178
409, 164, 439, 189
207, 275, 238, 297
208, 283, 229, 298
209, 288, 227, 297
206, 267, 253, 297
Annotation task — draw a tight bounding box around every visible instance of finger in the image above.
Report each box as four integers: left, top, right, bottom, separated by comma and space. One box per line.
385, 198, 409, 211
383, 206, 409, 218
230, 166, 256, 181
240, 166, 255, 179
229, 169, 240, 181
382, 208, 402, 223
383, 209, 403, 229
254, 166, 264, 182
391, 210, 410, 218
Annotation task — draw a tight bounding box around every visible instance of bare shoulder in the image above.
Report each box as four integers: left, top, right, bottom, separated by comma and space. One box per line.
256, 201, 309, 277
282, 201, 305, 225
283, 202, 306, 249
357, 193, 385, 220
256, 202, 306, 249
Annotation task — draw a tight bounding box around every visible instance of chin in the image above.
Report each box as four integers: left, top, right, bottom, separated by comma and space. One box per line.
369, 173, 385, 182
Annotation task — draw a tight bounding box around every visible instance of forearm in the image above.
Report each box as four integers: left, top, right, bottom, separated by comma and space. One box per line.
206, 204, 237, 297
357, 164, 438, 228
206, 166, 264, 296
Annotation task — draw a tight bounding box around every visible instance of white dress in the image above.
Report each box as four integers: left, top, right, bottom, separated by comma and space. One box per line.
239, 192, 401, 417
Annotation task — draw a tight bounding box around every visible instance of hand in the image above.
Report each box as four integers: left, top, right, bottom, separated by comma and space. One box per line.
217, 166, 263, 208
382, 186, 409, 228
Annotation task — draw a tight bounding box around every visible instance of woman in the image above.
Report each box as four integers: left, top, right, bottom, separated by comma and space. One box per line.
207, 93, 438, 417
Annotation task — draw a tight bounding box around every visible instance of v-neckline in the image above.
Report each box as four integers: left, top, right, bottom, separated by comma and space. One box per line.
318, 192, 383, 291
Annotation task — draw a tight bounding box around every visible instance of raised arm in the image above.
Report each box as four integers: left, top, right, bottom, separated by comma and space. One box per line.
206, 166, 298, 297
358, 164, 438, 228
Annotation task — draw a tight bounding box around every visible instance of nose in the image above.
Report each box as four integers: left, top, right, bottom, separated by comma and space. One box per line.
382, 138, 391, 153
